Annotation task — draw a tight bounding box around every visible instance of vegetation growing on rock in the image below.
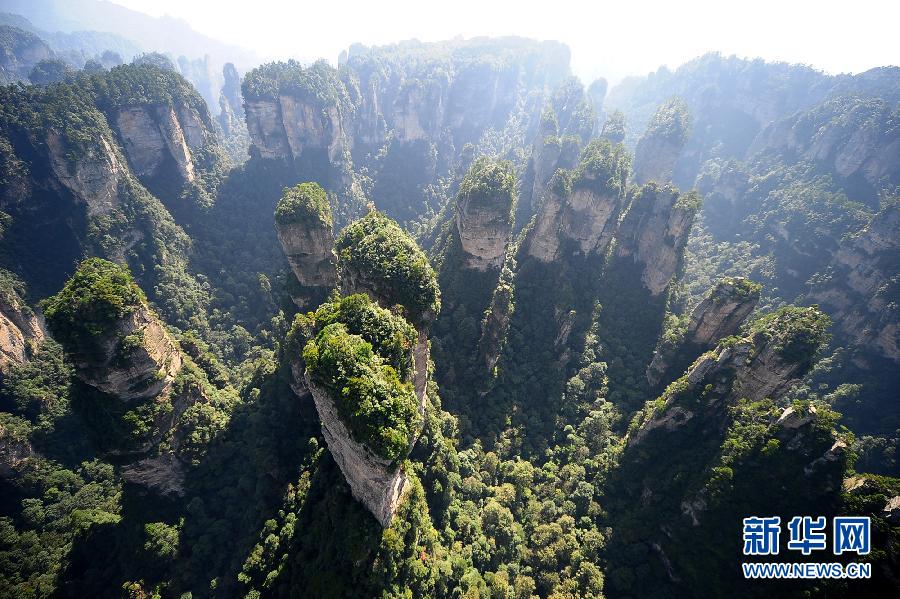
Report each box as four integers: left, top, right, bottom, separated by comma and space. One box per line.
274, 182, 333, 228
335, 210, 440, 325
303, 322, 420, 462
42, 258, 145, 347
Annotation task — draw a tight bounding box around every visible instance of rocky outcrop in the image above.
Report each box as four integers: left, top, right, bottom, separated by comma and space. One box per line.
455, 159, 516, 271
633, 135, 683, 186
0, 415, 33, 478
750, 96, 900, 194
217, 62, 244, 137
615, 183, 700, 296
527, 142, 630, 263
0, 290, 45, 373
686, 278, 761, 345
277, 222, 337, 290
46, 131, 123, 217
121, 453, 186, 498
275, 183, 339, 307
632, 99, 691, 185
246, 95, 348, 163
478, 270, 514, 376
647, 277, 760, 386
807, 204, 900, 362
633, 306, 828, 446
0, 26, 52, 84
72, 305, 183, 402
300, 331, 428, 527
113, 104, 202, 184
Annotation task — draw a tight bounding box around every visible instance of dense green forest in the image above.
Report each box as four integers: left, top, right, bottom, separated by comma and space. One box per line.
0, 18, 898, 599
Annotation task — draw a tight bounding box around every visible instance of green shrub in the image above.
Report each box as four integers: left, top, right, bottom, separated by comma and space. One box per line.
335, 211, 440, 325
43, 258, 146, 350
303, 323, 420, 462
275, 182, 333, 228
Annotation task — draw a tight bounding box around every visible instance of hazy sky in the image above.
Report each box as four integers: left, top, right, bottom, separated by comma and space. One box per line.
109, 0, 899, 83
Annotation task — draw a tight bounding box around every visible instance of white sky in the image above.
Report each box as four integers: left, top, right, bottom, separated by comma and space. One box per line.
109, 0, 899, 83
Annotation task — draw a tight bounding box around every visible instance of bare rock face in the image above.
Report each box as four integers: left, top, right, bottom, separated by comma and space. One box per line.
616, 184, 700, 296
633, 99, 691, 185
0, 291, 45, 373
275, 183, 338, 307
0, 416, 33, 477
113, 105, 198, 184
246, 94, 348, 163
280, 96, 347, 163
0, 26, 52, 83
393, 81, 446, 143
293, 331, 429, 527
245, 99, 291, 159
647, 277, 759, 386
277, 223, 337, 288
455, 159, 516, 271
46, 131, 123, 217
750, 96, 900, 193
307, 377, 408, 526
121, 453, 186, 498
808, 204, 900, 362
687, 278, 760, 345
527, 175, 624, 263
73, 306, 183, 402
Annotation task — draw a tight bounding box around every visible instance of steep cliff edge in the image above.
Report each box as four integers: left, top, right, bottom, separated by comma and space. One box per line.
43, 258, 182, 402
647, 277, 761, 386
89, 64, 225, 205
526, 139, 631, 263
242, 60, 351, 164
750, 95, 900, 202
455, 157, 516, 271
275, 182, 338, 307
280, 209, 439, 526
633, 306, 831, 445
0, 25, 52, 84
286, 294, 428, 526
615, 182, 701, 296
808, 203, 900, 362
632, 98, 691, 186
0, 278, 46, 373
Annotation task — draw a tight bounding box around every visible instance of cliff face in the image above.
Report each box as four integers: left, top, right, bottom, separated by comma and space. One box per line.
633, 136, 683, 185
298, 330, 429, 527
245, 95, 347, 163
0, 25, 52, 84
808, 204, 900, 362
287, 296, 431, 527
276, 222, 337, 289
686, 277, 761, 346
71, 305, 183, 402
455, 162, 516, 271
527, 175, 624, 263
46, 131, 123, 217
0, 291, 45, 373
615, 184, 700, 296
633, 306, 828, 445
113, 104, 204, 185
632, 99, 691, 186
647, 277, 760, 386
750, 96, 900, 196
